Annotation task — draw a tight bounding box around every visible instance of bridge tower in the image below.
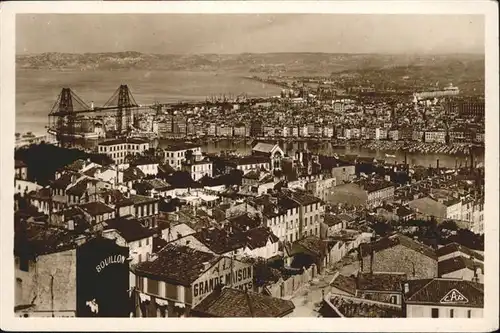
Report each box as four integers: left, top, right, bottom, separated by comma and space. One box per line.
103, 85, 138, 134
48, 88, 91, 147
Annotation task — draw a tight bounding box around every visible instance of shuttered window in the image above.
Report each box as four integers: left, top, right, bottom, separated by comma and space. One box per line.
148, 278, 159, 295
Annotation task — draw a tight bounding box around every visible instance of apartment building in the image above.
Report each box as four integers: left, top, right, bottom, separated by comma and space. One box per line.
163, 144, 202, 170
97, 138, 149, 165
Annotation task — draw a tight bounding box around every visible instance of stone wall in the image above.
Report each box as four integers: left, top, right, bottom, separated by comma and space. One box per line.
15, 249, 77, 314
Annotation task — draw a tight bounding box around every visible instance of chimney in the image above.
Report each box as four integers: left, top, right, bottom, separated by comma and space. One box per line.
436, 159, 440, 170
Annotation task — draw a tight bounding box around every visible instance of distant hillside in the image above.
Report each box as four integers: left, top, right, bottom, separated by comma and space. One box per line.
16, 52, 485, 76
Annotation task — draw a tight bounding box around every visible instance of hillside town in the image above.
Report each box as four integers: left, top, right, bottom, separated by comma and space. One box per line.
14, 129, 485, 317
12, 11, 488, 322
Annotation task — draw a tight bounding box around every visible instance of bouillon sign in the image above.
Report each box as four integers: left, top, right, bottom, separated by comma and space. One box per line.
95, 254, 127, 273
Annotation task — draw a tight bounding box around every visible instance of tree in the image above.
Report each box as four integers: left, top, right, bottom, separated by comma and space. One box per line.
372, 221, 393, 237
440, 220, 459, 231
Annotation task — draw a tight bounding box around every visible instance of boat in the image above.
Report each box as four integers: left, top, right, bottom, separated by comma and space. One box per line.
385, 154, 396, 158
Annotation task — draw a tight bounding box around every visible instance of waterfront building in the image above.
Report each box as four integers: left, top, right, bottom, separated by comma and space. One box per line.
249, 119, 263, 137
263, 126, 275, 137
252, 142, 284, 170
217, 125, 233, 137
207, 123, 217, 136
388, 129, 399, 141
424, 130, 447, 144
413, 84, 460, 100
233, 124, 246, 137
98, 138, 149, 165
457, 98, 485, 118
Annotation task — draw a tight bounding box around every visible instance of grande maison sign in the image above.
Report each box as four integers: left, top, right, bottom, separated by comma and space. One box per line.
193, 258, 253, 301
95, 255, 127, 273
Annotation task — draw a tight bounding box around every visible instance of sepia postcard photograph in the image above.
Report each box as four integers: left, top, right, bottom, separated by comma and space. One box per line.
0, 1, 498, 332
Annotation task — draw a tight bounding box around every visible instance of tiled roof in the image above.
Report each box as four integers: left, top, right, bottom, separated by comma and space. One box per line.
123, 166, 146, 182
323, 214, 343, 227
193, 228, 246, 255
28, 187, 51, 200
363, 180, 394, 193
252, 143, 277, 154
14, 222, 78, 257
288, 190, 322, 206
51, 174, 74, 189
359, 234, 437, 260
129, 194, 159, 205
330, 274, 356, 295
191, 287, 295, 317
133, 244, 219, 286
99, 189, 134, 207
327, 294, 402, 318
226, 214, 261, 233
436, 242, 484, 262
66, 178, 98, 196
243, 170, 260, 180
396, 205, 413, 217
131, 156, 160, 166
82, 166, 102, 177
140, 179, 172, 191
294, 236, 325, 258
105, 216, 156, 242
244, 227, 279, 250
234, 155, 270, 166
79, 202, 114, 216
438, 256, 484, 276
357, 272, 407, 292
404, 278, 484, 307
63, 159, 87, 172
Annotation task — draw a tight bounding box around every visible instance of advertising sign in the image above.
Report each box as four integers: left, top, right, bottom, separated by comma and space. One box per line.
76, 237, 130, 317
192, 257, 253, 305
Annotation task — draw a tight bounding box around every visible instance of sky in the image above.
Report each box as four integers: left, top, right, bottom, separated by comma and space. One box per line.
16, 14, 485, 55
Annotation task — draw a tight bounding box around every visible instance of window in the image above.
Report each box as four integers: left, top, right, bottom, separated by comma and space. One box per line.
390, 295, 397, 304
148, 278, 159, 295
449, 309, 454, 318
431, 308, 439, 318
467, 310, 472, 318
136, 276, 144, 290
